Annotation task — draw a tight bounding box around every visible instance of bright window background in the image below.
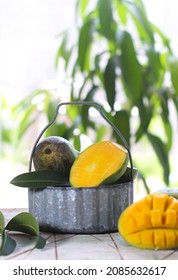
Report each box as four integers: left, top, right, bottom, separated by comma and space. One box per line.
0, 0, 178, 208
0, 0, 76, 96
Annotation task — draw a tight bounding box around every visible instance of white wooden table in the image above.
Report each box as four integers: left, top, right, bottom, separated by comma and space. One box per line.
0, 208, 178, 260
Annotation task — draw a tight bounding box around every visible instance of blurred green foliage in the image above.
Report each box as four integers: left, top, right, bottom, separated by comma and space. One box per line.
1, 0, 178, 191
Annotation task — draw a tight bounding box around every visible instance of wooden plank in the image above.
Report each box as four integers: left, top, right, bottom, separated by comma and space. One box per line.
110, 233, 176, 260
0, 209, 177, 260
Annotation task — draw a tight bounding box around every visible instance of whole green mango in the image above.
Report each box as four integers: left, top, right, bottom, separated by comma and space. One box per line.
33, 136, 79, 176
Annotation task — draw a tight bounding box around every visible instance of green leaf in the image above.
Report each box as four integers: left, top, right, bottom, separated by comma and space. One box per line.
146, 47, 161, 83
159, 90, 169, 118
10, 170, 69, 188
0, 231, 16, 256
95, 125, 106, 142
118, 31, 143, 101
47, 100, 59, 122
118, 167, 138, 183
136, 100, 153, 141
147, 132, 170, 185
73, 135, 81, 152
124, 0, 154, 43
45, 123, 68, 139
78, 17, 95, 71
5, 212, 46, 250
163, 119, 172, 151
158, 90, 172, 150
0, 212, 46, 256
0, 211, 5, 232
151, 23, 171, 52
104, 56, 117, 110
5, 212, 40, 236
55, 33, 73, 70
36, 235, 46, 249
98, 0, 114, 39
169, 57, 178, 96
76, 0, 90, 17
17, 105, 38, 139
172, 94, 178, 116
81, 85, 98, 129
137, 171, 150, 194
115, 0, 128, 26
112, 110, 130, 147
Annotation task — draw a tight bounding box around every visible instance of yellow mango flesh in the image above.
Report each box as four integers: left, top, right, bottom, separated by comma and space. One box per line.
70, 141, 128, 188
118, 193, 178, 249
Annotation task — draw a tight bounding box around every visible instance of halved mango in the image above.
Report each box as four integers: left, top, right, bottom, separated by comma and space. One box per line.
118, 193, 178, 249
69, 141, 128, 188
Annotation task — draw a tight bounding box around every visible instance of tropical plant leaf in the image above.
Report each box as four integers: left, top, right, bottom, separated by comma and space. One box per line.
172, 94, 178, 116
112, 110, 130, 147
36, 235, 46, 249
104, 56, 117, 110
147, 132, 170, 185
124, 0, 154, 43
98, 0, 114, 39
5, 212, 46, 250
45, 123, 68, 139
17, 105, 38, 139
115, 0, 128, 26
55, 33, 73, 70
0, 231, 16, 256
73, 134, 81, 152
118, 30, 143, 101
169, 57, 178, 96
146, 47, 161, 83
118, 167, 138, 183
136, 99, 153, 141
136, 170, 150, 194
163, 119, 172, 151
158, 90, 173, 150
95, 125, 106, 143
0, 212, 46, 256
5, 212, 40, 235
81, 85, 98, 128
10, 170, 69, 188
76, 0, 90, 17
0, 211, 5, 232
47, 99, 59, 122
151, 23, 172, 52
78, 17, 95, 71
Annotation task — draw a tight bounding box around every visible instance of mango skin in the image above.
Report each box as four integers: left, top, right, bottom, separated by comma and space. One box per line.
33, 136, 78, 176
153, 188, 178, 199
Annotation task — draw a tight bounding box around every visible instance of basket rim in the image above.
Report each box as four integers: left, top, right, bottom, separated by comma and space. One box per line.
28, 180, 135, 192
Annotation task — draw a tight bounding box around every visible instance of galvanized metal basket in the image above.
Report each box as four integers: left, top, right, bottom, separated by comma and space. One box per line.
28, 101, 136, 233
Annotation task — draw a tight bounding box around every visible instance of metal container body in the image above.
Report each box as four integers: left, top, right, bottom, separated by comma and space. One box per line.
28, 182, 133, 234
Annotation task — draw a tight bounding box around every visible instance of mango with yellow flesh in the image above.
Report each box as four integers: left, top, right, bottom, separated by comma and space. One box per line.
118, 193, 178, 249
69, 141, 128, 188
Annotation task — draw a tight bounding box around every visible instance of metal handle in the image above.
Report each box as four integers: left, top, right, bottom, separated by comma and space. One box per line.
29, 101, 133, 180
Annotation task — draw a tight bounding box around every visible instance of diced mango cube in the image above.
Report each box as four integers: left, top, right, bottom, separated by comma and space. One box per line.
167, 198, 178, 212
136, 197, 151, 212
164, 210, 177, 227
127, 232, 141, 246
141, 230, 154, 248
165, 230, 176, 248
153, 230, 165, 249
135, 213, 151, 229
151, 210, 163, 227
152, 193, 168, 212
